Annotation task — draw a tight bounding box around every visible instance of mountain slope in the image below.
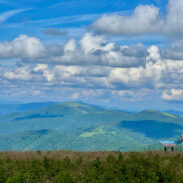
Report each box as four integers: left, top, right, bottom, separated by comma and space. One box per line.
0, 102, 183, 151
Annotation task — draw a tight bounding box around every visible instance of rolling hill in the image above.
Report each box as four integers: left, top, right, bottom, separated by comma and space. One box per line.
0, 102, 182, 151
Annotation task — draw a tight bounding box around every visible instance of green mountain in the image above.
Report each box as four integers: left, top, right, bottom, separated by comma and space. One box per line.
0, 102, 182, 151
0, 102, 58, 115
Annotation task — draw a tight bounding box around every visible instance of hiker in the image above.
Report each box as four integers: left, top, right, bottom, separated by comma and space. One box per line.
181, 134, 183, 145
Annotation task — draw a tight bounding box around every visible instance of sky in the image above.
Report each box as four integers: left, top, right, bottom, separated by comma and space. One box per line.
1, 0, 183, 111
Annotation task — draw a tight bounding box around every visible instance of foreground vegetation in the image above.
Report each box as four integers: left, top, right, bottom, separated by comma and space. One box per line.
0, 151, 183, 182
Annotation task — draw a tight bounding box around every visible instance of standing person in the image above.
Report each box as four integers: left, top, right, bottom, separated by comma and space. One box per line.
181, 134, 183, 145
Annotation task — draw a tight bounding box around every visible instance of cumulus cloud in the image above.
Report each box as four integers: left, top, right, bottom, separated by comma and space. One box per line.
0, 34, 178, 91
91, 0, 183, 37
0, 35, 46, 59
0, 35, 65, 61
107, 46, 168, 89
33, 64, 48, 72
53, 33, 148, 67
1, 1, 183, 106
161, 50, 183, 60
64, 39, 76, 52
165, 0, 183, 36
162, 89, 183, 101
3, 66, 32, 81
0, 31, 183, 102
80, 33, 107, 53
7, 46, 161, 91
91, 5, 163, 36
121, 44, 148, 57
0, 33, 149, 68
47, 44, 63, 56
1, 47, 183, 102
160, 39, 183, 60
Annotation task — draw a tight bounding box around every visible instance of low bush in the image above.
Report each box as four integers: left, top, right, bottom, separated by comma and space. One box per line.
0, 151, 182, 182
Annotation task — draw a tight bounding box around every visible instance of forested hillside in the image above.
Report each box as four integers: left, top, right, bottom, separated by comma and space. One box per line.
0, 102, 183, 151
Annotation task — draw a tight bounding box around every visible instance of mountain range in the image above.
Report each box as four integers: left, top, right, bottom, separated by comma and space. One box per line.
0, 102, 58, 115
0, 102, 183, 151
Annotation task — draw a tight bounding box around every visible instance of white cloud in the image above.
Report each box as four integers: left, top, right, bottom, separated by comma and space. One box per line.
0, 35, 174, 93
3, 66, 32, 81
91, 0, 183, 37
1, 31, 183, 103
1, 49, 183, 102
47, 44, 63, 56
147, 46, 160, 61
107, 46, 166, 89
0, 33, 148, 68
91, 5, 163, 36
160, 39, 183, 60
0, 9, 29, 23
80, 33, 107, 54
64, 39, 76, 52
33, 64, 48, 72
0, 35, 46, 59
162, 89, 183, 101
53, 33, 148, 67
165, 0, 183, 36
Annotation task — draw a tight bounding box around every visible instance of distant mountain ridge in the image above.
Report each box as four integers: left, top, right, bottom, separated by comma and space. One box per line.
0, 102, 182, 151
165, 110, 183, 116
0, 102, 58, 115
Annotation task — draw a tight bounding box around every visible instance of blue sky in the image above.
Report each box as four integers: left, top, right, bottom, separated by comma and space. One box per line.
0, 0, 167, 41
1, 0, 183, 111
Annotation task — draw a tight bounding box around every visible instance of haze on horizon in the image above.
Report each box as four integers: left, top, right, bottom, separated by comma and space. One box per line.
0, 0, 183, 111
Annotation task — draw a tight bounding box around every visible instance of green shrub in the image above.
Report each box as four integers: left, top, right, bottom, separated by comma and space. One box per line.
0, 151, 183, 182
6, 174, 24, 183
54, 172, 73, 183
